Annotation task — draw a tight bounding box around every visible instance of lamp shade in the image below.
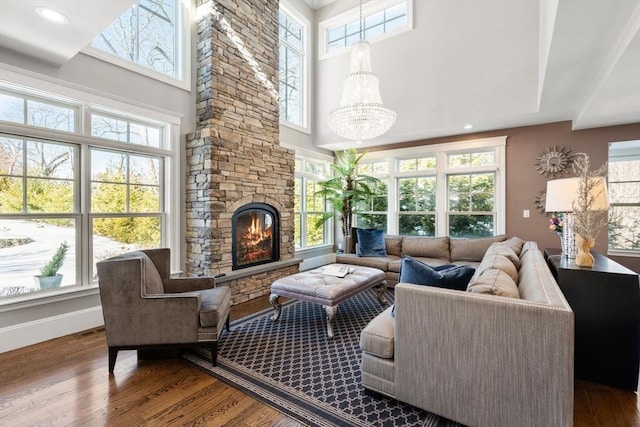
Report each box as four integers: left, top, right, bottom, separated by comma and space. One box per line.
546, 176, 609, 212
546, 178, 580, 212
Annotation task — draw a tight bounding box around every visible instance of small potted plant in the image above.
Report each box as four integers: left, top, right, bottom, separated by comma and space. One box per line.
35, 241, 69, 289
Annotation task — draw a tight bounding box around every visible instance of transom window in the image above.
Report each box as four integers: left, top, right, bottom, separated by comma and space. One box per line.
91, 113, 163, 148
0, 90, 76, 132
319, 0, 413, 59
279, 5, 307, 129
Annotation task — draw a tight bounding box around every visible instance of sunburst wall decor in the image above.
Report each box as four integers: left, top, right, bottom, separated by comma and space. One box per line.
535, 146, 574, 177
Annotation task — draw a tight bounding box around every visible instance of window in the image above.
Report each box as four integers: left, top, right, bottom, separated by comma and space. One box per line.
0, 83, 177, 298
355, 160, 388, 231
91, 113, 162, 148
353, 138, 505, 238
319, 0, 413, 59
608, 141, 640, 253
88, 0, 188, 85
0, 91, 76, 132
279, 6, 307, 129
294, 155, 331, 249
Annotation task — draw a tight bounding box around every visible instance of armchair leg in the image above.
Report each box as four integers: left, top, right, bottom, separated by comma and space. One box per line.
108, 347, 118, 373
211, 342, 218, 366
225, 315, 230, 331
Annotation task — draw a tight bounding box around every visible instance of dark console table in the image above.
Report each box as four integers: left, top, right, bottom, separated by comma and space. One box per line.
544, 248, 640, 391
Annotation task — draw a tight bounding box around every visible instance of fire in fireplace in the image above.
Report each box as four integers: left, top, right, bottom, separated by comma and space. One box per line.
232, 203, 279, 270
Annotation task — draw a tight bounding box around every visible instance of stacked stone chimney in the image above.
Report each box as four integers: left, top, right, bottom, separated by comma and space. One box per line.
185, 0, 298, 303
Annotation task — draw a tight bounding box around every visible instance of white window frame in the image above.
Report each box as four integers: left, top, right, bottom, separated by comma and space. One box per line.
607, 140, 640, 257
293, 150, 333, 251
357, 136, 506, 236
318, 0, 413, 60
0, 66, 181, 302
83, 0, 192, 90
279, 1, 310, 133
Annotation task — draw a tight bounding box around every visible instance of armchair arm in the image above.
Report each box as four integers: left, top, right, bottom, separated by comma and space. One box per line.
164, 276, 215, 293
394, 284, 574, 427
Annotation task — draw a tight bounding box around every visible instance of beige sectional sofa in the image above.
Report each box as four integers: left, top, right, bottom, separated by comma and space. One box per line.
337, 234, 509, 286
357, 238, 575, 427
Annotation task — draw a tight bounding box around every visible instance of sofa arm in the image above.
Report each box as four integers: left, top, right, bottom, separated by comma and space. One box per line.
394, 284, 574, 427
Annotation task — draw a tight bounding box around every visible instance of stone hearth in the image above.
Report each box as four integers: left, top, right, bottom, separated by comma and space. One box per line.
185, 0, 298, 304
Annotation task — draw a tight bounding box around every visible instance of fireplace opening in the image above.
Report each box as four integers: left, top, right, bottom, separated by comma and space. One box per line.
232, 203, 279, 270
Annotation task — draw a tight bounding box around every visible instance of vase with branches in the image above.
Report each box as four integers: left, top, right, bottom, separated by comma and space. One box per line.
315, 149, 381, 246
571, 153, 608, 267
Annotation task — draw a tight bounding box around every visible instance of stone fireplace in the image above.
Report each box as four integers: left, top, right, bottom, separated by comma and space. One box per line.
185, 0, 299, 304
232, 203, 279, 270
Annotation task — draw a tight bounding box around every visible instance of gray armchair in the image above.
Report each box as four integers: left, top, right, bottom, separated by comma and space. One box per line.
96, 248, 231, 372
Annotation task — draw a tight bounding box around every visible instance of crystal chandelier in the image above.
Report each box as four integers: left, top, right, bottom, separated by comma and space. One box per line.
327, 1, 396, 141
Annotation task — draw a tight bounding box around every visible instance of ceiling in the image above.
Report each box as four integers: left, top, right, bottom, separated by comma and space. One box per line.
0, 0, 638, 149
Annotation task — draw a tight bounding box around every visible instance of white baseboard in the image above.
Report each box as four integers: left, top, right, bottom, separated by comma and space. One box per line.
0, 306, 104, 353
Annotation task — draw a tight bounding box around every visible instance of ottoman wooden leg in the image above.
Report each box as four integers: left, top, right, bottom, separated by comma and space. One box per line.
269, 293, 281, 321
324, 305, 337, 339
376, 280, 388, 304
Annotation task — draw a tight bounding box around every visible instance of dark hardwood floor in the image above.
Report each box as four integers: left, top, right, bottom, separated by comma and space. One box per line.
1, 295, 638, 426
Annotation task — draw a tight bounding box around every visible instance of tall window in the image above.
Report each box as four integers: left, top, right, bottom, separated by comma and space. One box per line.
0, 86, 176, 298
319, 0, 412, 59
89, 0, 186, 82
279, 7, 306, 128
397, 156, 436, 235
608, 141, 640, 253
446, 151, 496, 237
356, 160, 389, 231
294, 156, 331, 249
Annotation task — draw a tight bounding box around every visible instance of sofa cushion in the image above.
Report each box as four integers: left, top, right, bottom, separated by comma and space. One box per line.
401, 236, 450, 260
500, 236, 526, 256
360, 306, 395, 359
450, 234, 508, 262
467, 268, 520, 299
485, 243, 522, 269
399, 256, 475, 291
357, 229, 388, 257
335, 253, 393, 271
384, 235, 403, 257
195, 286, 231, 328
474, 253, 519, 283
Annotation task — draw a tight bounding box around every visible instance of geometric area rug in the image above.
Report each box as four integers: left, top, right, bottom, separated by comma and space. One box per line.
183, 288, 463, 427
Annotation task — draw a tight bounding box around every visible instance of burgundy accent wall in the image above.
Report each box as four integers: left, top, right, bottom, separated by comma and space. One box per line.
370, 121, 640, 273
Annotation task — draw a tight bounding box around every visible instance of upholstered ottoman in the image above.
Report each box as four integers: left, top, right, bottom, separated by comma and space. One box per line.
269, 264, 388, 338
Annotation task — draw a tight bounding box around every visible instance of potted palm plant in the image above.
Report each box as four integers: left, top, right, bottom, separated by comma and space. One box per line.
316, 148, 381, 251
35, 241, 69, 289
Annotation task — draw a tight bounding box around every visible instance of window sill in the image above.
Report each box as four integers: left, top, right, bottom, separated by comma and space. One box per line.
0, 285, 100, 312
607, 249, 640, 258
280, 120, 310, 135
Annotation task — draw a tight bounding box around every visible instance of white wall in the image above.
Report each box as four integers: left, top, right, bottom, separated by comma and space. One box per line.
314, 0, 539, 149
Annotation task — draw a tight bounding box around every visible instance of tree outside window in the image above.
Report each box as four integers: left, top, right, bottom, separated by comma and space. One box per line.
447, 173, 495, 237
92, 0, 178, 78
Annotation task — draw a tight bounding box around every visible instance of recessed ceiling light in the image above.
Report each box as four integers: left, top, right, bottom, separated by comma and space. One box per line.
463, 124, 473, 130
36, 7, 68, 24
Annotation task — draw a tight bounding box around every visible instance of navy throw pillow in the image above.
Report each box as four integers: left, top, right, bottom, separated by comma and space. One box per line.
398, 256, 475, 291
356, 228, 387, 257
